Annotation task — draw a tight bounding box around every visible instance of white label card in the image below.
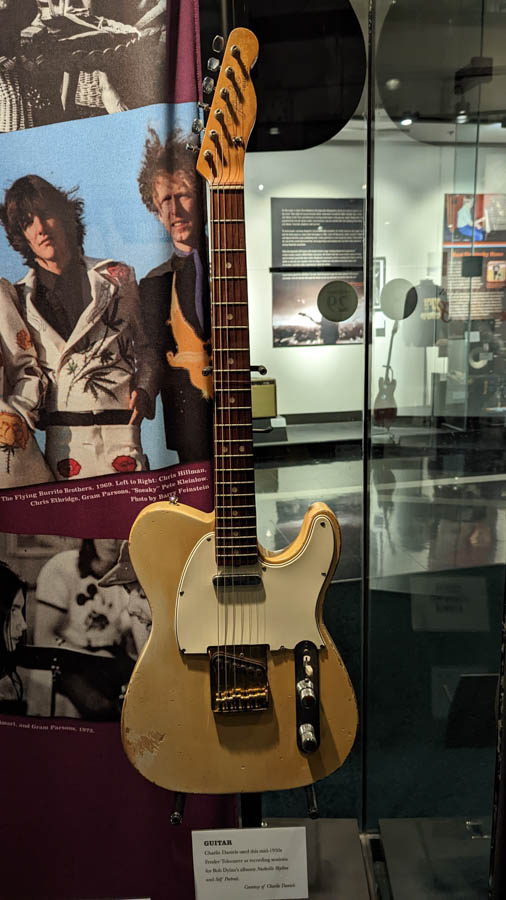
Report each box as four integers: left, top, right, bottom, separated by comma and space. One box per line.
192, 826, 308, 900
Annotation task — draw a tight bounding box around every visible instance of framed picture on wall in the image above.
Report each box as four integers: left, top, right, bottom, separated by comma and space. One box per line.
373, 257, 386, 309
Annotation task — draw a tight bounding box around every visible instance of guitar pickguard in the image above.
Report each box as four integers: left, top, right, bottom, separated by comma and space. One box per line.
175, 513, 334, 654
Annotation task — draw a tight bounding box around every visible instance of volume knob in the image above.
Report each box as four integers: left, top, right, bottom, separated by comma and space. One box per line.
299, 723, 317, 754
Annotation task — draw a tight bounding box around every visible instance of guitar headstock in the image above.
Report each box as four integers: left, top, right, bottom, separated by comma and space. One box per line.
196, 28, 259, 188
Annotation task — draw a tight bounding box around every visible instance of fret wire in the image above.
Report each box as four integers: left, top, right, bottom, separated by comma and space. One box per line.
217, 526, 257, 530
215, 494, 256, 499
216, 452, 254, 457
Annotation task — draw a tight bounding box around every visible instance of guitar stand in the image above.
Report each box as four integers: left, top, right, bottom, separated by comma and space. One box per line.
169, 785, 319, 828
304, 784, 320, 820
240, 792, 263, 828
170, 791, 187, 826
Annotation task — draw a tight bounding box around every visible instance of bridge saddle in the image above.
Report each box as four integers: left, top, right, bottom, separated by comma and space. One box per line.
209, 645, 269, 713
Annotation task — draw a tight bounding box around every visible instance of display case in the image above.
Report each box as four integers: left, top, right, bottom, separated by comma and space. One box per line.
0, 0, 503, 897
199, 0, 506, 896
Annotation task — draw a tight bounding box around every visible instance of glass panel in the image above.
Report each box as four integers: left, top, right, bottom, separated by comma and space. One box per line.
369, 0, 506, 894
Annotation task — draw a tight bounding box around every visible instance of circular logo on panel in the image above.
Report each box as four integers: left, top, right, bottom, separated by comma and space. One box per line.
317, 281, 358, 322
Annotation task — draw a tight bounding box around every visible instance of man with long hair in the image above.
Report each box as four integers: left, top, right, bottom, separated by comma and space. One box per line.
138, 127, 212, 463
0, 174, 159, 480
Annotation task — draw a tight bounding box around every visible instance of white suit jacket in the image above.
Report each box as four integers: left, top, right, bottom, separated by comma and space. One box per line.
0, 277, 45, 429
15, 257, 159, 416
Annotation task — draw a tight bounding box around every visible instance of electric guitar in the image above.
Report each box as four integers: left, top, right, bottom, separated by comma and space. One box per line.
373, 320, 398, 428
121, 28, 358, 795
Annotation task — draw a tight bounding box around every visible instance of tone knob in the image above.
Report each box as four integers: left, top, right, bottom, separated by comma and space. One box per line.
299, 723, 317, 754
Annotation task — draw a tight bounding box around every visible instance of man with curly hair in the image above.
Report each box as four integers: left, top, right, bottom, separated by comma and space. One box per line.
0, 174, 159, 480
138, 127, 212, 464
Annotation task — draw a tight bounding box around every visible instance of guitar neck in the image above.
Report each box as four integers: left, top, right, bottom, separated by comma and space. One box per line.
210, 185, 257, 568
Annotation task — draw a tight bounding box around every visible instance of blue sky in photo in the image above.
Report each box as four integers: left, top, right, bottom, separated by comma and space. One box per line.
0, 101, 197, 283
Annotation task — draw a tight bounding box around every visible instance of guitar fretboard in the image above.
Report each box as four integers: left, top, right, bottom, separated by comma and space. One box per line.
211, 187, 257, 567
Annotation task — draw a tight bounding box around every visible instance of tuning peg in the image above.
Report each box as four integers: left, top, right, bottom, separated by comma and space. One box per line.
212, 35, 225, 53
185, 142, 199, 154
198, 101, 210, 113
207, 57, 220, 73
202, 76, 215, 94
192, 118, 205, 134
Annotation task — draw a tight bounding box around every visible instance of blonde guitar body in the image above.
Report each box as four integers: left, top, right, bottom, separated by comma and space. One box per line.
122, 500, 357, 795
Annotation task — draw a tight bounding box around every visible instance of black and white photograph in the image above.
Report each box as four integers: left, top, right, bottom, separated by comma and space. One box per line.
0, 530, 151, 719
0, 0, 167, 132
272, 272, 365, 346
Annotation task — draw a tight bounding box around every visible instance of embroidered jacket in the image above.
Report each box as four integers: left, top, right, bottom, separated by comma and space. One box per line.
15, 257, 160, 416
0, 277, 45, 429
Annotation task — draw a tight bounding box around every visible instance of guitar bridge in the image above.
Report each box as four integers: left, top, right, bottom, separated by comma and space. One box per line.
209, 645, 269, 713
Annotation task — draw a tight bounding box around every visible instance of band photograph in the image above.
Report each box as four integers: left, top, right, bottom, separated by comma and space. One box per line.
0, 1, 168, 132
0, 530, 151, 719
0, 101, 213, 496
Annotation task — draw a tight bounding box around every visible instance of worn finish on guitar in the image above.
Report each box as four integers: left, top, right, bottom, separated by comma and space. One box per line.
121, 28, 358, 795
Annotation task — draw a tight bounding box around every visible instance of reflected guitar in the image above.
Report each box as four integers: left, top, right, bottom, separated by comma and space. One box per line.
373, 320, 398, 428
121, 29, 358, 795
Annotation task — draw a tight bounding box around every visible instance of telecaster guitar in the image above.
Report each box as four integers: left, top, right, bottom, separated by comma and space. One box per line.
121, 28, 358, 795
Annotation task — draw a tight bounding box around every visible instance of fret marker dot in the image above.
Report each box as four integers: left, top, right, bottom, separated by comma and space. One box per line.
232, 510, 239, 517
233, 530, 239, 537
228, 358, 234, 366
226, 261, 232, 269
223, 446, 229, 453
232, 486, 238, 493
230, 396, 236, 403
227, 313, 233, 321
239, 445, 245, 452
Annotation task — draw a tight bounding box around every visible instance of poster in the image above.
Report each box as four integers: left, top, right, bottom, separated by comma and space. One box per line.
0, 4, 234, 898
271, 197, 364, 346
443, 193, 506, 323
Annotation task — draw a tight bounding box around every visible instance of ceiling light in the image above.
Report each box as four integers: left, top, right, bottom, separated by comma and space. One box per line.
400, 114, 413, 127
258, 184, 264, 191
455, 103, 470, 124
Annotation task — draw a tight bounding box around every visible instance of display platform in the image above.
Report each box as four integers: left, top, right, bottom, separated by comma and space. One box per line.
380, 817, 492, 899
266, 818, 370, 899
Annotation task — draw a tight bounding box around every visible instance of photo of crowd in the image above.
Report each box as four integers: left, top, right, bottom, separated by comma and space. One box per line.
0, 105, 213, 490
0, 531, 151, 719
0, 0, 167, 132
272, 273, 365, 347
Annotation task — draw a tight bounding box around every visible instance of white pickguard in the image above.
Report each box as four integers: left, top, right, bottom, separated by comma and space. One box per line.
175, 513, 335, 653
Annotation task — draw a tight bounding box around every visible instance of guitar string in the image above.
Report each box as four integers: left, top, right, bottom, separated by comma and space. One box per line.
217, 112, 233, 700
210, 147, 222, 706
225, 96, 237, 699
